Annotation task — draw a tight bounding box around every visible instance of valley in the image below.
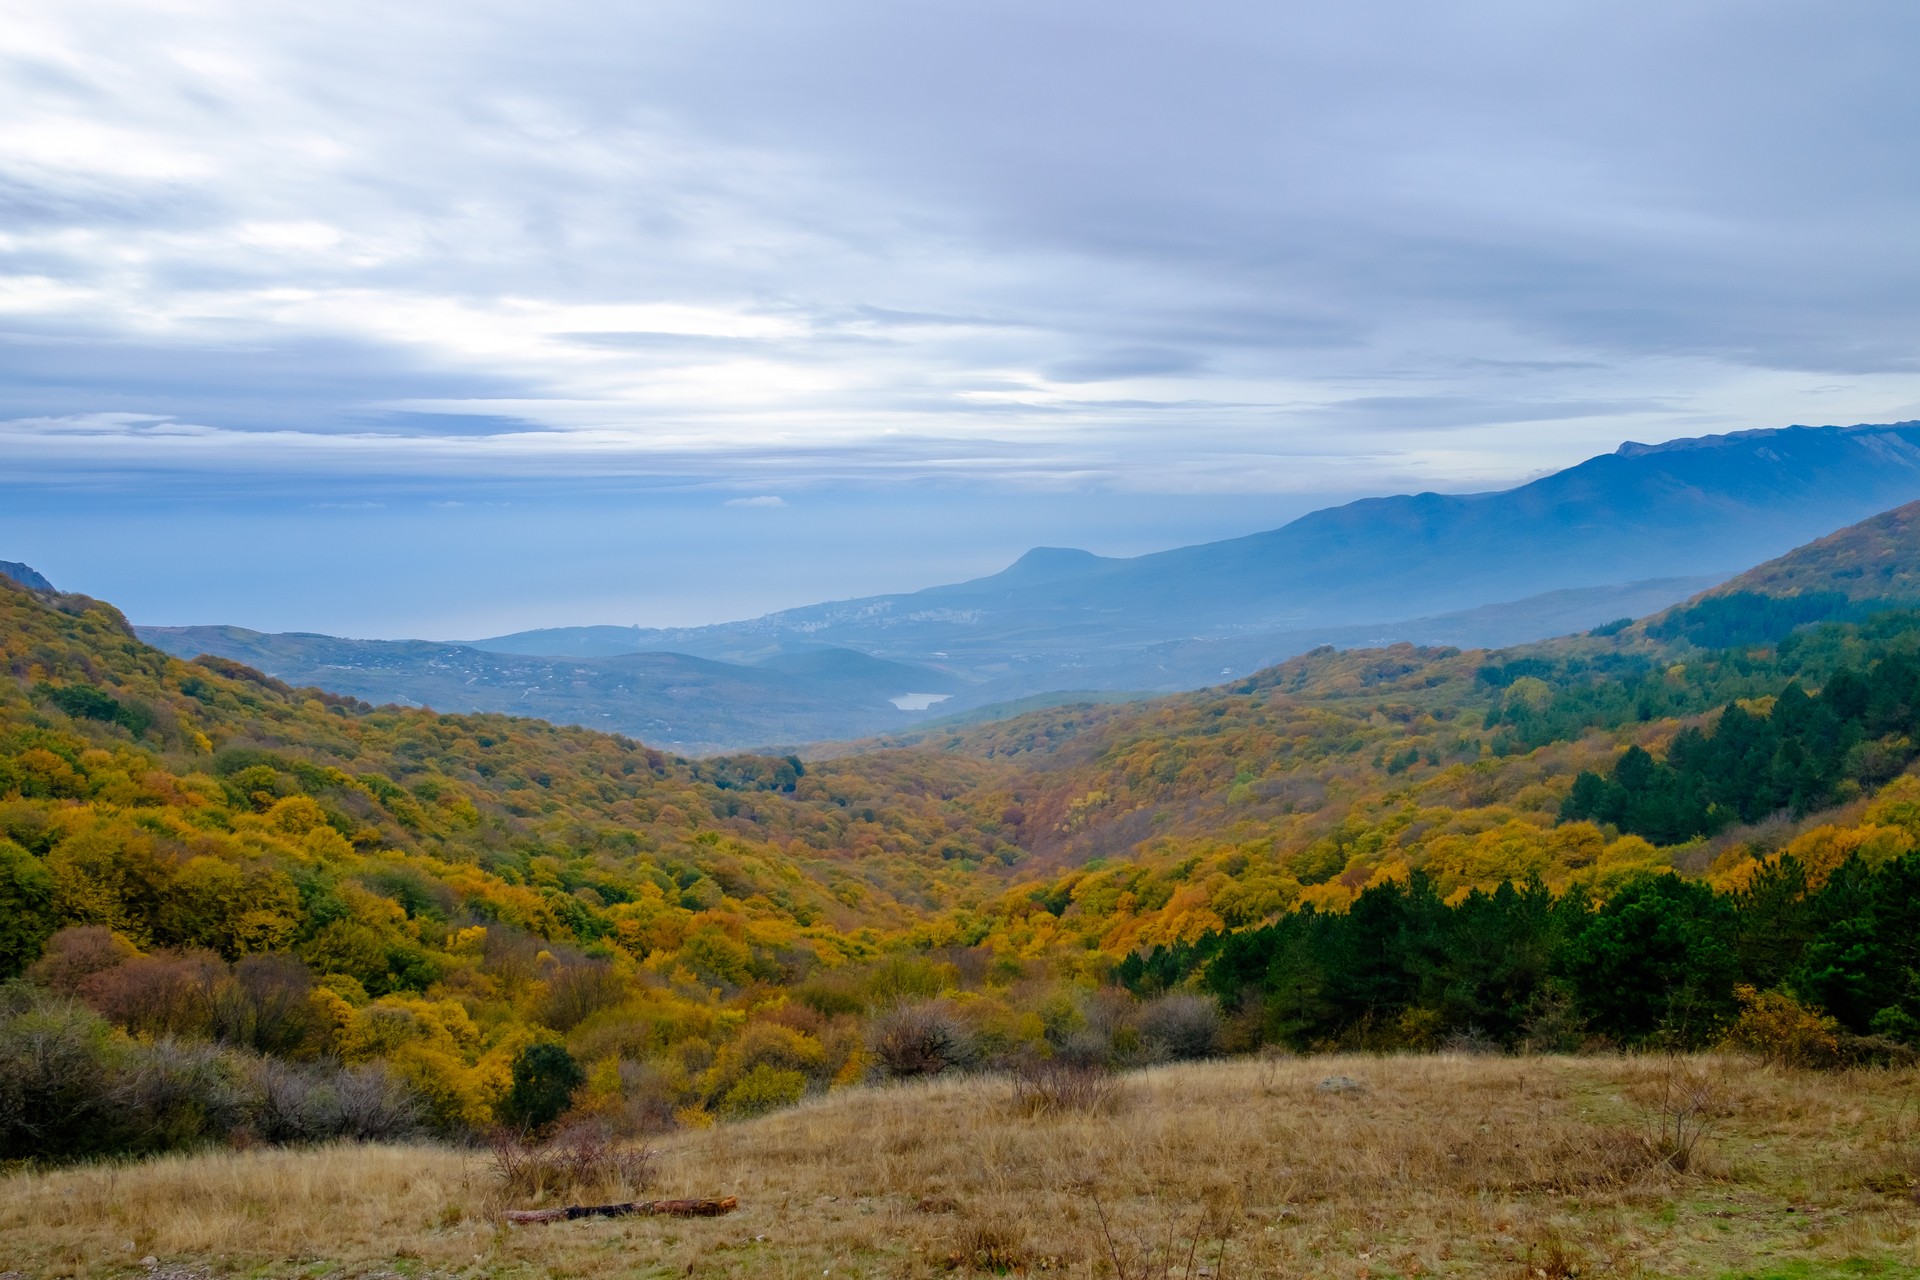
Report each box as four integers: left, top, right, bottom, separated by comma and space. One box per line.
130, 421, 1920, 753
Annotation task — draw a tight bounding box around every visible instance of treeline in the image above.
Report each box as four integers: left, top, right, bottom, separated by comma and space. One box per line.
1563, 650, 1920, 843
1118, 855, 1920, 1054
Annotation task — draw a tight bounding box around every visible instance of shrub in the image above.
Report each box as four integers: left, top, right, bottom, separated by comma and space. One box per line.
1722, 985, 1842, 1069
538, 959, 626, 1032
1135, 993, 1220, 1061
1009, 1057, 1122, 1118
0, 983, 120, 1159
109, 1038, 249, 1154
716, 1064, 806, 1119
214, 954, 321, 1056
489, 1119, 656, 1202
81, 950, 225, 1039
0, 984, 312, 1159
871, 1001, 977, 1078
250, 1058, 422, 1143
503, 1041, 585, 1132
25, 926, 138, 996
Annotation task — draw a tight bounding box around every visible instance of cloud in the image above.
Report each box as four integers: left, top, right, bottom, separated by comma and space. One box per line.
724, 495, 786, 508
0, 0, 1917, 506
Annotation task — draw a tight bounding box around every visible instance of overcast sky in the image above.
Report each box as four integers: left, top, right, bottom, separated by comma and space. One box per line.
5, 0, 1920, 635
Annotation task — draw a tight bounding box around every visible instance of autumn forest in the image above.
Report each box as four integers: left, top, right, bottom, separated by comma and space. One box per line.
10, 503, 1920, 1159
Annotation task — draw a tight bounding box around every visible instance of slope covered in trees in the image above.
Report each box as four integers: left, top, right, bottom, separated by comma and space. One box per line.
14, 501, 1920, 1157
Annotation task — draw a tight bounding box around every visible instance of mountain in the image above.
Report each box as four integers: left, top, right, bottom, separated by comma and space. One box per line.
134, 625, 960, 754
140, 575, 1717, 753
129, 422, 1920, 748
474, 421, 1920, 682
0, 561, 52, 592
1707, 497, 1920, 602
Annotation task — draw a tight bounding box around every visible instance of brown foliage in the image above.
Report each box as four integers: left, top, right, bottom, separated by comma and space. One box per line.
488, 1120, 657, 1205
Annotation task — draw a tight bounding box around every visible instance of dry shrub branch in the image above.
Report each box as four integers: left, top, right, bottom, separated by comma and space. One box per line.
487, 1120, 657, 1205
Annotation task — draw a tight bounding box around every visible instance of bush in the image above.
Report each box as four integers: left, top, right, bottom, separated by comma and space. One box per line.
81, 950, 225, 1040
215, 954, 321, 1056
537, 959, 626, 1032
490, 1119, 656, 1202
250, 1058, 422, 1143
716, 1064, 806, 1119
503, 1041, 585, 1132
26, 926, 138, 996
0, 983, 121, 1159
109, 1038, 249, 1154
1723, 986, 1842, 1069
1135, 993, 1220, 1061
871, 1002, 977, 1078
1009, 1057, 1122, 1117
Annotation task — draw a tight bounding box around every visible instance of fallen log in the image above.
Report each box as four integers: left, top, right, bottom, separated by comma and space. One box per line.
506, 1196, 738, 1225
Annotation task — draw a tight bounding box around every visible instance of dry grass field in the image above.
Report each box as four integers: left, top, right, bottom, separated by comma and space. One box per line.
5, 1054, 1920, 1279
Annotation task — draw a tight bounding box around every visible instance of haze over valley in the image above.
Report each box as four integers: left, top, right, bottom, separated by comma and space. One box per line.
129, 420, 1920, 750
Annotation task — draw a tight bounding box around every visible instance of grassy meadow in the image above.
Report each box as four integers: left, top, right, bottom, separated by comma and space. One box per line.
6, 1053, 1920, 1280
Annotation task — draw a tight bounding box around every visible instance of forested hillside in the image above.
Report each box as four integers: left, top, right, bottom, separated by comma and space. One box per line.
14, 501, 1920, 1157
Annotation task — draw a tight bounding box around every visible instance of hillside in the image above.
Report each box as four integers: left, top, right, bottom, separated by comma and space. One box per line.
135, 625, 960, 754
1711, 497, 1920, 601
1635, 498, 1920, 650
13, 503, 1920, 1154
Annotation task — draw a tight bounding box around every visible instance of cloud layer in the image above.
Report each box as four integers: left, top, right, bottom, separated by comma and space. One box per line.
6, 0, 1920, 501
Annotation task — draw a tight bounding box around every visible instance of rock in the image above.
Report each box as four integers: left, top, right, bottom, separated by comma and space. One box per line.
1316, 1075, 1365, 1093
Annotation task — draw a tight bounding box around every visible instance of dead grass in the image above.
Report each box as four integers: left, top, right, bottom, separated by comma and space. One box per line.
5, 1054, 1920, 1278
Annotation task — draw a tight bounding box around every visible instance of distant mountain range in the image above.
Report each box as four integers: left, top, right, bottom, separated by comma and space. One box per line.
485, 422, 1920, 659
119, 420, 1920, 751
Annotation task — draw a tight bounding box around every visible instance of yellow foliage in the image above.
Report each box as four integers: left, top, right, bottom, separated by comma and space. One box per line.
1723, 985, 1841, 1069
387, 1042, 495, 1130
341, 996, 482, 1064
1784, 823, 1915, 888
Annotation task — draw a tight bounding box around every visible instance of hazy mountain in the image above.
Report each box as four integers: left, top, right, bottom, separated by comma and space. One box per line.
127, 422, 1920, 750
137, 574, 1720, 753
478, 422, 1920, 679
1705, 497, 1920, 603
134, 626, 960, 754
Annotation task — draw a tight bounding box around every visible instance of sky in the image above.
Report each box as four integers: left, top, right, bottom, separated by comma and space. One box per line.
4, 0, 1920, 636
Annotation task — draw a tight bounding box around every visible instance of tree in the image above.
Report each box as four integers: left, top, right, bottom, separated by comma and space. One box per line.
502, 1042, 584, 1132
1562, 874, 1738, 1044
0, 839, 55, 977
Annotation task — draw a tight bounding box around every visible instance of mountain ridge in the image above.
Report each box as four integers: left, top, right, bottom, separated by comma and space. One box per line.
116, 421, 1920, 749
474, 421, 1920, 671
